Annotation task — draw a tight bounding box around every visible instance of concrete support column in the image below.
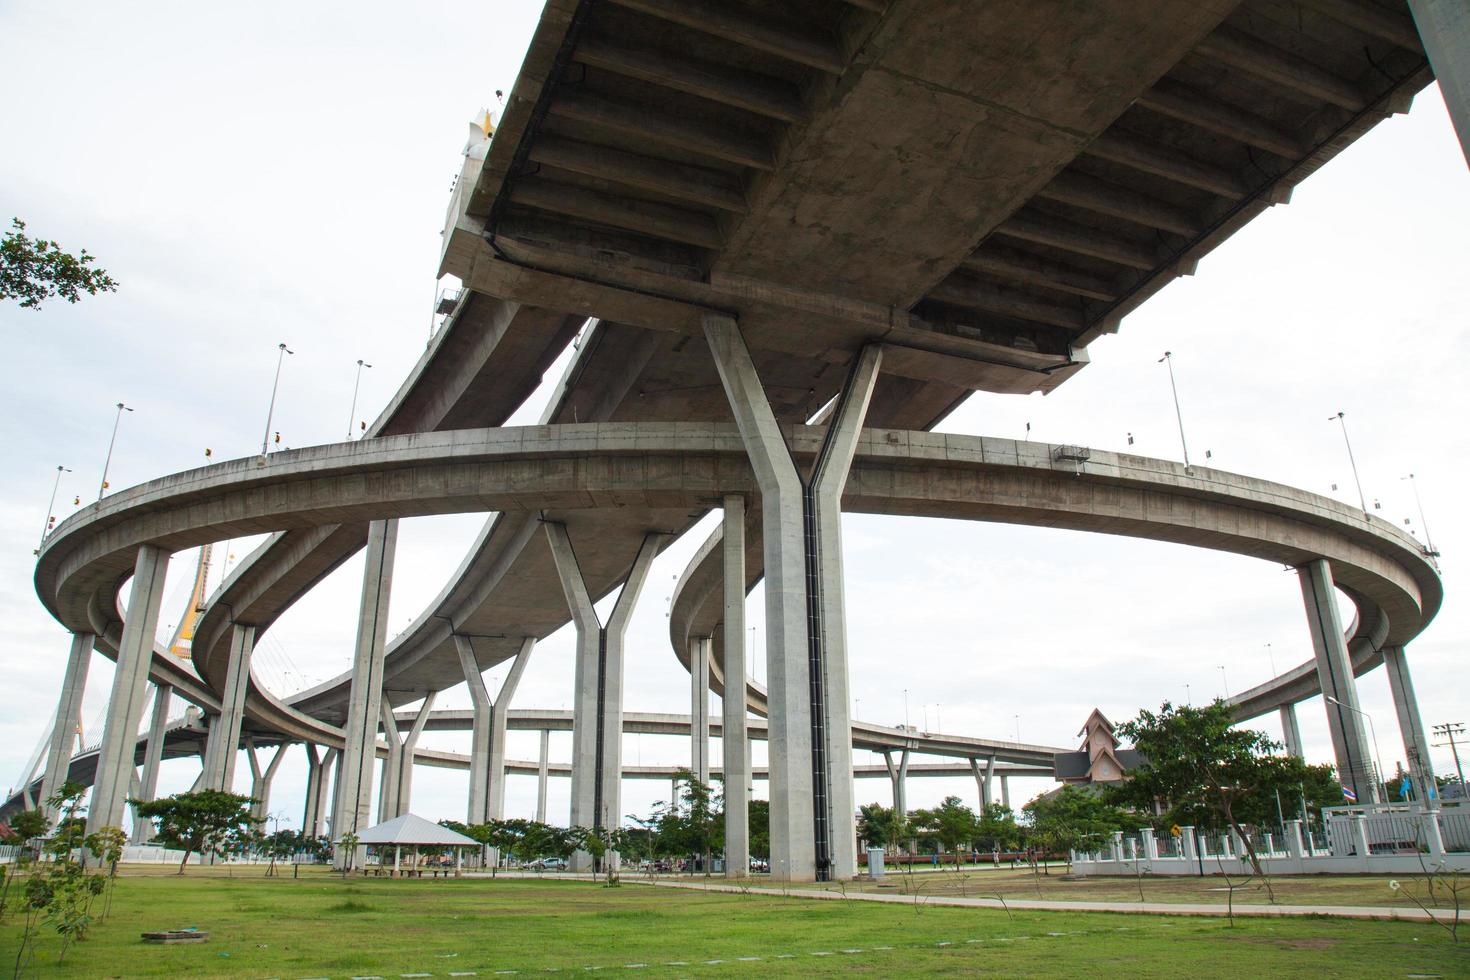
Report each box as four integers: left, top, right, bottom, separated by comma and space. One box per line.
380, 692, 436, 821
721, 493, 749, 878
302, 744, 338, 838
456, 635, 534, 828
132, 683, 173, 841
1000, 774, 1010, 810
1409, 0, 1470, 167
41, 632, 94, 821
333, 518, 398, 861
1298, 559, 1378, 804
1280, 702, 1304, 759
972, 754, 996, 811
90, 544, 171, 833
703, 311, 881, 882
245, 740, 286, 823
203, 623, 256, 791
882, 748, 910, 826
536, 730, 550, 824
690, 636, 711, 783
547, 523, 664, 870
1383, 645, 1435, 805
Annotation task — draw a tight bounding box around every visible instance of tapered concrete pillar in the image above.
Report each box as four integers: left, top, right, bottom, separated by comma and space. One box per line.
690, 636, 711, 783
333, 518, 398, 862
547, 523, 664, 870
972, 755, 995, 811
132, 683, 173, 841
302, 744, 338, 838
90, 544, 171, 833
451, 635, 535, 827
41, 632, 94, 821
883, 749, 910, 817
1409, 0, 1470, 167
245, 739, 286, 823
1280, 703, 1304, 759
1000, 774, 1010, 810
536, 729, 550, 823
203, 623, 256, 791
721, 494, 749, 878
704, 312, 881, 882
1298, 559, 1378, 803
1383, 645, 1436, 804
380, 692, 436, 821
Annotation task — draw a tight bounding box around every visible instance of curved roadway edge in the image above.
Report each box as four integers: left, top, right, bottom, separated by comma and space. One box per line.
35, 423, 1438, 768
667, 433, 1441, 727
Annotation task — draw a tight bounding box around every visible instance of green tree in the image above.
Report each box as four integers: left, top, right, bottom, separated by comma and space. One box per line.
1, 218, 118, 310
1025, 786, 1135, 869
975, 803, 1022, 852
3, 809, 50, 863
260, 829, 300, 877
1111, 700, 1283, 880
132, 790, 259, 874
857, 803, 908, 856
747, 799, 769, 866
911, 796, 979, 868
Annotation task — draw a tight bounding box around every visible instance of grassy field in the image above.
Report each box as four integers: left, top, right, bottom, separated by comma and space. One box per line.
0, 866, 1465, 978
799, 865, 1458, 908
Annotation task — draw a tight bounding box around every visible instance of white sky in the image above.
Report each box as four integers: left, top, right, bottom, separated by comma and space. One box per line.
1, 1, 1466, 832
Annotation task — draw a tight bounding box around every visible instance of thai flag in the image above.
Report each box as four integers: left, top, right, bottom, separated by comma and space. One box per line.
1342, 785, 1358, 802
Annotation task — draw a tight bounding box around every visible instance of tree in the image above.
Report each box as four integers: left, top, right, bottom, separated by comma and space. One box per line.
747, 799, 769, 867
1025, 786, 1135, 870
1, 218, 117, 310
1111, 700, 1283, 880
911, 796, 979, 868
857, 803, 908, 856
260, 829, 300, 877
3, 809, 50, 863
975, 803, 1022, 853
131, 790, 258, 874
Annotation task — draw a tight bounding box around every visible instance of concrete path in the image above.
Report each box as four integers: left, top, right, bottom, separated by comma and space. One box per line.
500, 872, 1444, 923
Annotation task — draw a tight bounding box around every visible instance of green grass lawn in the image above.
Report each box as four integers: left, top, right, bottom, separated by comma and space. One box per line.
0, 867, 1465, 978
799, 865, 1458, 909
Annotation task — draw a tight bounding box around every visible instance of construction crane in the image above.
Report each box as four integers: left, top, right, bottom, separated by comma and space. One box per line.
166, 543, 212, 660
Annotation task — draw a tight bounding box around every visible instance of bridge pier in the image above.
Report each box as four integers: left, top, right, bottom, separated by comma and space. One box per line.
333, 518, 398, 865
547, 523, 664, 871
457, 635, 534, 836
1409, 0, 1470, 167
379, 692, 436, 822
703, 313, 880, 882
721, 493, 749, 878
1383, 645, 1436, 803
1280, 703, 1304, 758
302, 744, 337, 838
536, 729, 550, 823
690, 635, 711, 784
972, 754, 996, 811
1298, 559, 1379, 804
90, 544, 171, 834
132, 683, 173, 842
203, 623, 256, 791
1000, 773, 1010, 810
40, 631, 93, 822
245, 739, 286, 823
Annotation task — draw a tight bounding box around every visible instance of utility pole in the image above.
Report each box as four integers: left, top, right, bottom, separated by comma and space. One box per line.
1433, 722, 1466, 792
1158, 351, 1190, 468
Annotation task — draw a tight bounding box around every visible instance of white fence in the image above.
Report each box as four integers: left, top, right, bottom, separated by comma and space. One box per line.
1072, 803, 1470, 876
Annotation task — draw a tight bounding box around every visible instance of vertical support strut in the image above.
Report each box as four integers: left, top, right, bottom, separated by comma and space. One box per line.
133, 682, 173, 842
333, 518, 398, 865
204, 623, 256, 791
721, 494, 749, 877
1383, 645, 1436, 804
41, 632, 94, 822
1298, 559, 1378, 804
703, 311, 881, 881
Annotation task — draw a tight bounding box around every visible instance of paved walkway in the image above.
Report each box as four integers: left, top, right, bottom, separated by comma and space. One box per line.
498, 872, 1442, 923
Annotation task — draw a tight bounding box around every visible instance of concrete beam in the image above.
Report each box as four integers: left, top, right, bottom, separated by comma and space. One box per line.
1409, 0, 1470, 167
573, 37, 804, 122
690, 636, 711, 783
1281, 702, 1305, 759
1196, 26, 1368, 111
606, 0, 847, 74
527, 136, 748, 214
40, 632, 93, 822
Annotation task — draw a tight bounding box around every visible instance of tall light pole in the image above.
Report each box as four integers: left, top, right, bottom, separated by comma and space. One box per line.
36, 465, 71, 554
1158, 351, 1190, 468
98, 402, 133, 501
1326, 696, 1386, 798
903, 689, 910, 731
1264, 642, 1277, 677
1218, 664, 1229, 699
261, 342, 294, 456
1401, 474, 1438, 555
346, 359, 373, 440
1328, 411, 1366, 512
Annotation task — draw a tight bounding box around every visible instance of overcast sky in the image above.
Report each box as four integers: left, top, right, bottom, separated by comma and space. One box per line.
2, 1, 1466, 833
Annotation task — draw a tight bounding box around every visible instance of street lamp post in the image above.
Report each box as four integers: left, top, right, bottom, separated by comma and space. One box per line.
261, 343, 294, 456
1218, 665, 1229, 700
346, 359, 373, 440
1264, 642, 1277, 677
1326, 695, 1386, 802
1401, 474, 1439, 555
36, 464, 71, 554
98, 402, 133, 501
1328, 411, 1367, 512
1158, 351, 1190, 468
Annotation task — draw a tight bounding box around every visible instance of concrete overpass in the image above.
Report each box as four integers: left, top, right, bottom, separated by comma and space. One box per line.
21, 0, 1463, 883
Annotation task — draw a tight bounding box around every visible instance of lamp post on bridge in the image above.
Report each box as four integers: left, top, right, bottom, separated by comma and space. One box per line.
261, 342, 294, 456
36, 464, 71, 554
1328, 411, 1367, 513
346, 358, 373, 440
1326, 696, 1386, 802
1158, 351, 1190, 468
97, 402, 133, 502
